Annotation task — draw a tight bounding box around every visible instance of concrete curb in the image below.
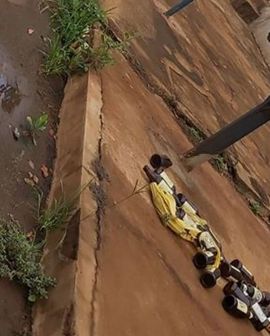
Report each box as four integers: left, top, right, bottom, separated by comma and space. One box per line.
33, 71, 102, 336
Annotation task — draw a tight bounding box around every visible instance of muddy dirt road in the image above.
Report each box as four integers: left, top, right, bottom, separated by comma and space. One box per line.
0, 1, 62, 335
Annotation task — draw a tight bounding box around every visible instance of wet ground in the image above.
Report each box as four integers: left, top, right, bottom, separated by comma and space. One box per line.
0, 0, 63, 334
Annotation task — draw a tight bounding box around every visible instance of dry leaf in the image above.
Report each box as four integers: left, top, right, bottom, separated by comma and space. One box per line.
27, 28, 35, 35
28, 171, 34, 179
41, 164, 49, 178
24, 177, 35, 187
33, 175, 39, 184
28, 160, 35, 170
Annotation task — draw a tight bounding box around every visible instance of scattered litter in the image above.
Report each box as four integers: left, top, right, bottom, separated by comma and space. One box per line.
25, 171, 39, 186
24, 177, 35, 187
33, 175, 39, 184
144, 153, 270, 333
12, 127, 20, 141
27, 28, 35, 35
28, 172, 34, 179
41, 164, 49, 178
28, 160, 35, 170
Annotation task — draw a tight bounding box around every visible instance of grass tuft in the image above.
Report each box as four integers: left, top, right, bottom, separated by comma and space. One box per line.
38, 197, 75, 232
43, 0, 133, 75
211, 155, 228, 174
249, 200, 262, 216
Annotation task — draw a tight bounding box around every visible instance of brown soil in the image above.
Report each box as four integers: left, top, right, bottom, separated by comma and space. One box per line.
0, 0, 63, 334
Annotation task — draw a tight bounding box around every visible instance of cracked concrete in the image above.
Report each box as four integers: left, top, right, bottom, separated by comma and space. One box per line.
89, 79, 106, 336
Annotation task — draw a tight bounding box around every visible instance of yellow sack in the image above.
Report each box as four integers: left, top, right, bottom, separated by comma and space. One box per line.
149, 182, 221, 270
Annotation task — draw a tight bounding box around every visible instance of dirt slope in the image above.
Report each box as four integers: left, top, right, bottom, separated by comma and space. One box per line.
101, 0, 270, 210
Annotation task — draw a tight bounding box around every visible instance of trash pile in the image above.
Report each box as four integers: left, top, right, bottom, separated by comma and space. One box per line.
144, 154, 270, 333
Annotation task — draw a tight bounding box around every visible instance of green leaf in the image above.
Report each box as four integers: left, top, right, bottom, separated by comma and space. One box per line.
28, 294, 37, 302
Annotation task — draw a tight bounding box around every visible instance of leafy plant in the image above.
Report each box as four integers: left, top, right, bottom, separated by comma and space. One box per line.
0, 219, 55, 302
188, 126, 204, 143
43, 0, 133, 75
38, 197, 75, 232
249, 200, 262, 216
26, 114, 48, 145
211, 155, 228, 173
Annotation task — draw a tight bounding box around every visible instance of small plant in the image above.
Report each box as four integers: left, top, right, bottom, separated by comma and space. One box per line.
38, 197, 75, 232
43, 0, 133, 75
89, 32, 134, 69
0, 219, 55, 302
211, 155, 228, 173
249, 200, 262, 216
26, 114, 48, 145
188, 126, 204, 143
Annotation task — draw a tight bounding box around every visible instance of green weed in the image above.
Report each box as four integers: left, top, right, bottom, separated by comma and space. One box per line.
211, 155, 228, 173
249, 200, 262, 216
38, 197, 75, 232
43, 0, 133, 75
0, 219, 55, 302
26, 114, 48, 146
188, 126, 204, 143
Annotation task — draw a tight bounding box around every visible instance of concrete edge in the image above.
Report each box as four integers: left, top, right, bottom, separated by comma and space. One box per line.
33, 71, 103, 336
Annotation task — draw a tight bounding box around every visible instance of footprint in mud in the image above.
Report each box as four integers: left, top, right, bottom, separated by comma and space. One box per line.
0, 73, 21, 113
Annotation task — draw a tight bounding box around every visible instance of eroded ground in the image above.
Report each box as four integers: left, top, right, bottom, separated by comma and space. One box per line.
0, 0, 62, 334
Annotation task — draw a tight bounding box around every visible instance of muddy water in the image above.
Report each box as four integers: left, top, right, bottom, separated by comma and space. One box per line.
0, 0, 62, 227
0, 1, 63, 335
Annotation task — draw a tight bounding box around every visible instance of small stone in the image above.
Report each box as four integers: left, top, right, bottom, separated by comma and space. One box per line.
28, 160, 35, 170
27, 28, 35, 35
12, 127, 20, 140
40, 164, 49, 178
33, 175, 39, 184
